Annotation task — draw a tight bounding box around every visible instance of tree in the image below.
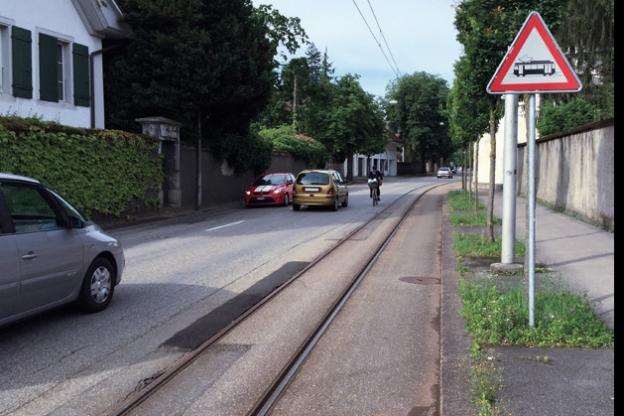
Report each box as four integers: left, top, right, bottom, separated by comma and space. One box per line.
454, 0, 565, 241
105, 0, 306, 167
448, 55, 489, 207
105, 0, 306, 208
321, 75, 386, 180
385, 72, 451, 173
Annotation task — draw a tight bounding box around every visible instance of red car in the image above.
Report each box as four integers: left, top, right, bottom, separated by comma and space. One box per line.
244, 173, 296, 207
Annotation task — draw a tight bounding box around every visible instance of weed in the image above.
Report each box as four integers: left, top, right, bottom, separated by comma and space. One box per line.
448, 190, 486, 212
453, 233, 525, 258
458, 278, 613, 348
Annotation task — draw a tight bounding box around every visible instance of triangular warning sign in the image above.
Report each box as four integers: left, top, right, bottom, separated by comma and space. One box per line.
487, 12, 582, 94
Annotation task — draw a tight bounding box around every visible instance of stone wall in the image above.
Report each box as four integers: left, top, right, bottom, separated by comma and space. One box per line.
517, 120, 614, 230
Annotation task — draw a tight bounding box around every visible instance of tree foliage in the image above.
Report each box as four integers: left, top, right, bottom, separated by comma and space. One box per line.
258, 125, 328, 167
105, 0, 306, 172
385, 72, 451, 169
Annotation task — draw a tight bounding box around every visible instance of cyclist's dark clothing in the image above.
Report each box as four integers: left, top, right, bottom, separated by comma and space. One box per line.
368, 169, 383, 197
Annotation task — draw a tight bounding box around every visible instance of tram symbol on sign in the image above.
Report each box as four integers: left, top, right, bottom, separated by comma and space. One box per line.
513, 59, 556, 77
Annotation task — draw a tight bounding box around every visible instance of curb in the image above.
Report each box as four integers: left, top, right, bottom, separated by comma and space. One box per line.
440, 190, 475, 416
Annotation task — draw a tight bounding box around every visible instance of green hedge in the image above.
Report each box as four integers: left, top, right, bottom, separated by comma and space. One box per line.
0, 116, 162, 218
258, 125, 328, 167
537, 97, 596, 137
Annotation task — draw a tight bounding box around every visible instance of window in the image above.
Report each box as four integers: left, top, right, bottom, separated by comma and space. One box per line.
0, 25, 6, 94
47, 188, 86, 227
57, 43, 64, 101
39, 33, 72, 103
297, 172, 329, 186
0, 182, 60, 233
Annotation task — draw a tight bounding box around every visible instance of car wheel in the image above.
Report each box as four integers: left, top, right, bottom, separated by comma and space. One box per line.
293, 203, 300, 211
332, 197, 339, 211
80, 257, 115, 313
284, 194, 290, 206
341, 193, 349, 207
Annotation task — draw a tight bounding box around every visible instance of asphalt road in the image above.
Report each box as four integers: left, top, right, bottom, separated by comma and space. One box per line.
0, 176, 445, 416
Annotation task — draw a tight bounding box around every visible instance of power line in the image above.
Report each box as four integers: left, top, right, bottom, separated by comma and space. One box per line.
351, 0, 400, 79
366, 0, 401, 76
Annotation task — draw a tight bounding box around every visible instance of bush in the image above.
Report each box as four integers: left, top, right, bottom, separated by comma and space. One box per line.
537, 97, 596, 136
0, 116, 162, 218
258, 125, 328, 167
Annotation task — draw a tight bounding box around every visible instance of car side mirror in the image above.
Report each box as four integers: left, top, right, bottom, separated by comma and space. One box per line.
287, 180, 294, 185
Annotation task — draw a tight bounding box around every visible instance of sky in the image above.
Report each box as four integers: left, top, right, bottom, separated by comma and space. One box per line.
252, 0, 463, 98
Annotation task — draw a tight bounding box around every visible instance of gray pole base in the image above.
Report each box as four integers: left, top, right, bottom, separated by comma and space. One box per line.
490, 262, 524, 273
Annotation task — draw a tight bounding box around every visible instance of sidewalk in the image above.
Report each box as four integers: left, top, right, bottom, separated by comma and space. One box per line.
482, 190, 614, 329
440, 187, 614, 415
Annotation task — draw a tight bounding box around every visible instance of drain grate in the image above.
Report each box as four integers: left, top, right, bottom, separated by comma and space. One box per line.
399, 276, 440, 285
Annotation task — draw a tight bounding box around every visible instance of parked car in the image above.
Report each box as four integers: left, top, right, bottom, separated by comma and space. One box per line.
292, 170, 349, 211
244, 173, 296, 207
0, 173, 124, 327
437, 167, 454, 179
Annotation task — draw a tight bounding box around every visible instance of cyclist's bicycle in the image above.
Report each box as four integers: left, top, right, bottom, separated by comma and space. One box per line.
368, 178, 380, 206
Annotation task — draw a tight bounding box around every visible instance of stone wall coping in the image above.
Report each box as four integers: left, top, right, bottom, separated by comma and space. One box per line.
518, 118, 614, 147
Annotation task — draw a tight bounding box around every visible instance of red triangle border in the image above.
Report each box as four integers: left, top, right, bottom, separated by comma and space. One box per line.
487, 12, 582, 94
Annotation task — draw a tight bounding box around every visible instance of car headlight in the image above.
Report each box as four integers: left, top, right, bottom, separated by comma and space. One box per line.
273, 189, 282, 194
246, 191, 251, 196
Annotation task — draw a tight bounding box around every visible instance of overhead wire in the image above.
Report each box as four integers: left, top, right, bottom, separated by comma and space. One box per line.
365, 0, 401, 76
350, 0, 400, 79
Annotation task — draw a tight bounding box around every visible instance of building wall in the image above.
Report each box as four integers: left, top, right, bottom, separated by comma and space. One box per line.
517, 121, 614, 230
0, 1, 104, 128
474, 99, 530, 186
268, 151, 309, 176
343, 142, 401, 178
180, 145, 255, 208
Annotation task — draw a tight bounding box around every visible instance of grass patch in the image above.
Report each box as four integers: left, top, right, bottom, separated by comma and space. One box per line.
459, 278, 613, 348
448, 190, 485, 212
469, 343, 510, 416
450, 211, 502, 226
454, 233, 525, 258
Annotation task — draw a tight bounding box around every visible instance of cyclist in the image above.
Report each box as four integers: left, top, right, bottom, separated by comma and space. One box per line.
368, 167, 383, 199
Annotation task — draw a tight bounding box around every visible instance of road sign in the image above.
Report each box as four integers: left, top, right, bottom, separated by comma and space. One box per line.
487, 11, 582, 94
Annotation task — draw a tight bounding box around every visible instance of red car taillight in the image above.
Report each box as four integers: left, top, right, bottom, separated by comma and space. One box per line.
327, 187, 335, 195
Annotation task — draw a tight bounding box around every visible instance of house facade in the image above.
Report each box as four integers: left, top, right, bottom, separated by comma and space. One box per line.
341, 140, 404, 178
0, 0, 126, 128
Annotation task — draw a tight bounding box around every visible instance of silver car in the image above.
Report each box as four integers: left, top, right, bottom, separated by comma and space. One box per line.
437, 167, 453, 179
0, 173, 124, 326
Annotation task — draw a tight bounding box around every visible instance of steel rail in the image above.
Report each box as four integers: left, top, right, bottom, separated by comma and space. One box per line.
247, 183, 445, 416
105, 181, 446, 416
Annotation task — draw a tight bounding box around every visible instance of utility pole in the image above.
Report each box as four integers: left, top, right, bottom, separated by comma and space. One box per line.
500, 94, 519, 264
292, 75, 298, 130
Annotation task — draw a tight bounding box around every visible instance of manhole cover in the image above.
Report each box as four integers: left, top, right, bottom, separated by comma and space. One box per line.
399, 276, 440, 285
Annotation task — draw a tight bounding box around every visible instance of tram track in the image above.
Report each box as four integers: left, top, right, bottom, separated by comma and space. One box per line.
105, 181, 448, 416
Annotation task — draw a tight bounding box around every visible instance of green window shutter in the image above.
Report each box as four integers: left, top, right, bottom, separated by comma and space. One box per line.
73, 43, 90, 107
11, 26, 32, 99
38, 33, 58, 102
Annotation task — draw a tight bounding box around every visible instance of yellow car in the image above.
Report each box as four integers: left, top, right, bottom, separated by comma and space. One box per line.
292, 170, 349, 211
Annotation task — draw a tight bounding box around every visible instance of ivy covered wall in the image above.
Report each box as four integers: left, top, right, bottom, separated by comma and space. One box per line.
0, 117, 162, 218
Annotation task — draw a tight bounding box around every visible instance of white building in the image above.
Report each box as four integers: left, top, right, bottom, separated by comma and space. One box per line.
0, 0, 127, 128
342, 140, 404, 178
474, 97, 541, 186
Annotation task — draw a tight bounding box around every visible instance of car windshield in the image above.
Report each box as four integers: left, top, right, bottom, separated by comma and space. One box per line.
253, 175, 286, 186
297, 172, 330, 185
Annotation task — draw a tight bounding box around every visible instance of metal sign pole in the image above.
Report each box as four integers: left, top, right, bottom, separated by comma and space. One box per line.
501, 94, 519, 264
527, 94, 536, 327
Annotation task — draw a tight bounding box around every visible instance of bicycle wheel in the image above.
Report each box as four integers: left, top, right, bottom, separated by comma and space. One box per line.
372, 187, 379, 206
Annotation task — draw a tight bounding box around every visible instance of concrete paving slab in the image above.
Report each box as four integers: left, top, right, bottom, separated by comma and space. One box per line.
494, 346, 614, 416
